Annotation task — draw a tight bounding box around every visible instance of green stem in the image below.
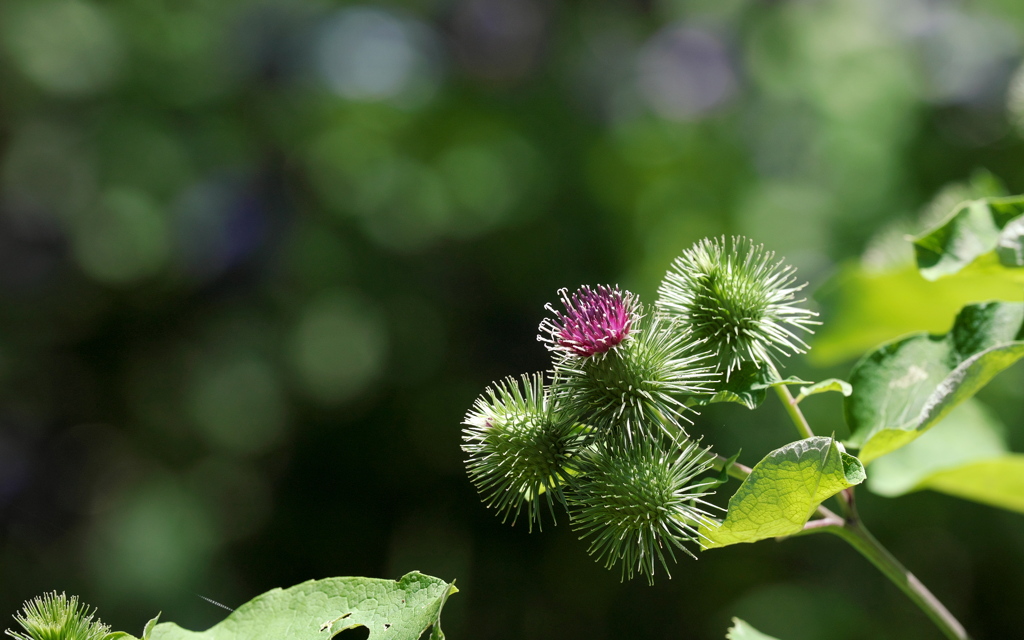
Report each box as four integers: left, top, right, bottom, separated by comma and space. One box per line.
768, 368, 968, 637
772, 381, 815, 440
769, 370, 855, 516
716, 454, 967, 638
823, 520, 971, 640
710, 372, 968, 637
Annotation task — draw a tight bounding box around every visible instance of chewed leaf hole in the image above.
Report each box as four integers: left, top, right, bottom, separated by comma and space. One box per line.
383, 623, 391, 629
320, 612, 354, 633
417, 625, 436, 640
333, 626, 369, 639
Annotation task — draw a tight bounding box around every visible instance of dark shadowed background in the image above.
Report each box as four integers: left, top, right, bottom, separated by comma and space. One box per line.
1, 1, 1023, 639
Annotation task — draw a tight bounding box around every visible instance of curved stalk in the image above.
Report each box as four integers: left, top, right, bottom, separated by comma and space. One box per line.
823, 521, 971, 640
770, 377, 971, 639
709, 454, 970, 639
773, 383, 815, 439
770, 379, 815, 440
769, 376, 853, 517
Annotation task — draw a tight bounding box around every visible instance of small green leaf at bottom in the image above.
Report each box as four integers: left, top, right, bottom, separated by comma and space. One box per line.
141, 615, 160, 640
726, 617, 782, 640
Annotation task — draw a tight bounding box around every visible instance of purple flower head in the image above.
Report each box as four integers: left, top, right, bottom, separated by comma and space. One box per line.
539, 285, 636, 357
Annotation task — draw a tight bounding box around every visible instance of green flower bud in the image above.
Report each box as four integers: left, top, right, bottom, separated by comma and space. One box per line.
567, 437, 717, 584
462, 373, 583, 531
657, 236, 818, 380
6, 592, 111, 640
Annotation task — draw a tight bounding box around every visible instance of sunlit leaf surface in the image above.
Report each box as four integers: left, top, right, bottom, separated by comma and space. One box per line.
700, 437, 864, 549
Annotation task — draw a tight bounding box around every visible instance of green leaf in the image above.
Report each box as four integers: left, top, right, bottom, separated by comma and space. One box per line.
694, 361, 808, 409
996, 216, 1024, 267
149, 572, 457, 640
923, 457, 1024, 512
868, 400, 1024, 513
726, 617, 782, 640
866, 400, 1004, 496
794, 378, 852, 403
810, 262, 1024, 365
845, 301, 1024, 464
913, 195, 1024, 280
699, 437, 865, 549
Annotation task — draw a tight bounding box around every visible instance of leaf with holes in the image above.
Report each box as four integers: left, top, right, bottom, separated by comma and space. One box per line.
699, 437, 864, 549
845, 301, 1024, 464
148, 572, 457, 640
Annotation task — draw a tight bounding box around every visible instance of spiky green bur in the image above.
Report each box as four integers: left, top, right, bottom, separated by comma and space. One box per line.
550, 309, 716, 444
657, 236, 818, 380
6, 593, 111, 640
567, 438, 718, 583
462, 373, 583, 531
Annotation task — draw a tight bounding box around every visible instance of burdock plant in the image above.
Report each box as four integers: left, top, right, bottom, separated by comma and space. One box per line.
12, 197, 1021, 640
461, 227, 1007, 640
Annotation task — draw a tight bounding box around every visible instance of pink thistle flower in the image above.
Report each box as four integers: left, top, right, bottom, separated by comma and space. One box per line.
539, 285, 636, 357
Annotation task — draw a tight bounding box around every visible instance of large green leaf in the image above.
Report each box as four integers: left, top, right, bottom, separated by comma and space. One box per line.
810, 262, 1024, 365
811, 179, 1019, 365
868, 400, 1024, 513
845, 301, 1024, 464
149, 572, 457, 640
913, 195, 1024, 280
866, 400, 1003, 495
699, 437, 865, 549
726, 618, 782, 640
924, 457, 1024, 512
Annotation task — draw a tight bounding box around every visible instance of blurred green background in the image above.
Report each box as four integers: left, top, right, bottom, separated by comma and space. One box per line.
1, 0, 1023, 639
